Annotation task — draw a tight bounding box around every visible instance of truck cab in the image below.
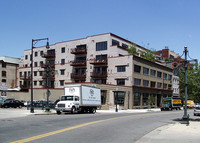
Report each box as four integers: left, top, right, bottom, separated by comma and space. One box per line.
55, 95, 79, 114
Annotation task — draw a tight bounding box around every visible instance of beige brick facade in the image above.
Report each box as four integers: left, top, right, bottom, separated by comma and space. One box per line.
4, 33, 174, 109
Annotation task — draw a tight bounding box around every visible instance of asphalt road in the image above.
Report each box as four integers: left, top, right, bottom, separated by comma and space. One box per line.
0, 109, 193, 143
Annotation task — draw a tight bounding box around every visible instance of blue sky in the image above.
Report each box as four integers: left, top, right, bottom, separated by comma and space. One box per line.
0, 0, 199, 61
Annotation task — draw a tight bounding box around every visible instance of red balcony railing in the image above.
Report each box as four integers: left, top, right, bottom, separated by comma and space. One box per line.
40, 63, 55, 68
90, 59, 108, 65
71, 73, 86, 79
70, 60, 86, 66
42, 74, 55, 79
91, 72, 107, 78
20, 76, 31, 80
71, 48, 87, 54
42, 52, 55, 58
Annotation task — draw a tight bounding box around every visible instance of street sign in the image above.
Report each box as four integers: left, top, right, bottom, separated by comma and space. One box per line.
0, 82, 7, 91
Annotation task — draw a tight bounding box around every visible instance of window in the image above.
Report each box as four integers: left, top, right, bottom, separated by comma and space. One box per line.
60, 69, 65, 75
101, 90, 107, 105
168, 74, 172, 80
60, 80, 64, 86
94, 79, 106, 84
157, 71, 162, 78
134, 92, 141, 106
2, 71, 6, 77
96, 41, 107, 51
30, 54, 32, 61
39, 81, 43, 86
116, 79, 125, 85
143, 80, 149, 87
134, 65, 141, 73
19, 72, 22, 77
168, 84, 172, 90
122, 43, 128, 48
61, 47, 65, 53
40, 61, 43, 66
61, 59, 65, 65
134, 78, 141, 86
2, 79, 6, 82
39, 71, 43, 76
75, 96, 79, 101
150, 81, 156, 88
28, 71, 31, 77
34, 81, 37, 86
25, 55, 28, 60
34, 71, 37, 76
35, 52, 38, 57
170, 55, 174, 59
117, 66, 126, 72
157, 82, 162, 88
143, 93, 149, 106
114, 92, 125, 105
163, 73, 167, 79
2, 62, 6, 68
143, 67, 149, 75
40, 51, 43, 56
150, 69, 156, 76
112, 39, 119, 46
34, 62, 38, 67
163, 83, 167, 89
96, 54, 107, 61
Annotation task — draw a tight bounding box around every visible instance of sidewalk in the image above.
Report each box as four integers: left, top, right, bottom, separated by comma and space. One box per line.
135, 121, 200, 143
0, 108, 160, 119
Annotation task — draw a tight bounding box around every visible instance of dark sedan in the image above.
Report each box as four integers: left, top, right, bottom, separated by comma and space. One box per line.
2, 100, 24, 108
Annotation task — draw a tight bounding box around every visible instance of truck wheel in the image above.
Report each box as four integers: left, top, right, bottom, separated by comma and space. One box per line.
89, 108, 96, 114
57, 111, 61, 115
71, 107, 76, 114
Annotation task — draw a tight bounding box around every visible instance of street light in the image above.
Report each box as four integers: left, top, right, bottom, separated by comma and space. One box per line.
30, 38, 49, 113
182, 46, 197, 122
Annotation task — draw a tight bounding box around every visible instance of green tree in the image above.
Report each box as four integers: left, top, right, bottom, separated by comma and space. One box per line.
179, 63, 200, 103
141, 49, 156, 62
127, 43, 139, 55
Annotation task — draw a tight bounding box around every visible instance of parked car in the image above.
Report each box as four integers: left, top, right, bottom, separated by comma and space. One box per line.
2, 100, 24, 108
194, 106, 200, 116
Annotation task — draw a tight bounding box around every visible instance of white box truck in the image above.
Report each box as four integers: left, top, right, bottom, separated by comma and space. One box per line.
55, 84, 101, 114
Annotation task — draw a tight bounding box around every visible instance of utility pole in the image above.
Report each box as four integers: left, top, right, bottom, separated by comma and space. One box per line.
182, 46, 189, 121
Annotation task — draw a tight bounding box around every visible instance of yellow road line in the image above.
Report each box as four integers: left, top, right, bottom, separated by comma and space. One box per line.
10, 112, 175, 143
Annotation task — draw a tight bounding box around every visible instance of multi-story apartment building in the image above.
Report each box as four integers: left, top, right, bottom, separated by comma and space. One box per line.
0, 56, 20, 91
156, 47, 180, 61
156, 47, 181, 97
15, 33, 173, 109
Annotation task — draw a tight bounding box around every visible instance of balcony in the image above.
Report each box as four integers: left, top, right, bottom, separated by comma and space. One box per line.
20, 85, 30, 89
42, 74, 55, 79
20, 76, 31, 80
70, 60, 86, 66
42, 52, 55, 58
90, 59, 108, 65
42, 85, 55, 88
91, 72, 107, 78
71, 73, 86, 79
41, 63, 55, 68
71, 47, 87, 54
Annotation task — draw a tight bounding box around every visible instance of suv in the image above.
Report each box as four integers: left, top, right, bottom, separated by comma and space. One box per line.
2, 100, 24, 108
194, 106, 200, 116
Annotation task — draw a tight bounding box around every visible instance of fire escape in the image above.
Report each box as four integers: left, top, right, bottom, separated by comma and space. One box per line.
70, 44, 87, 82
90, 54, 108, 84
41, 49, 56, 88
